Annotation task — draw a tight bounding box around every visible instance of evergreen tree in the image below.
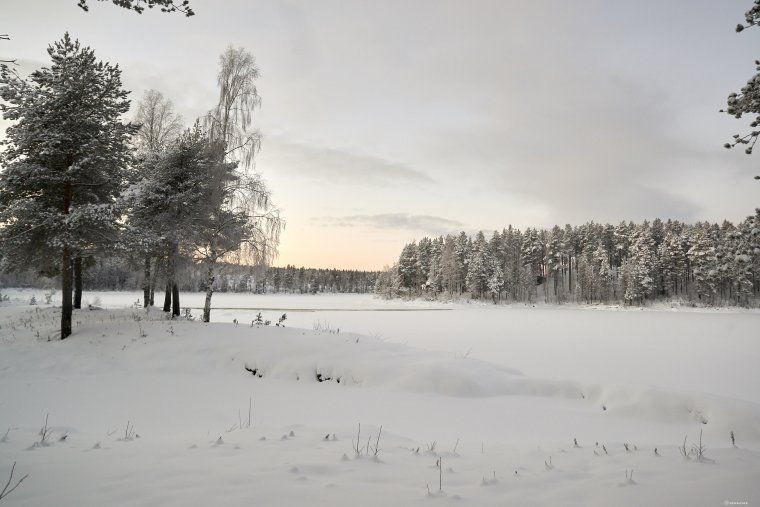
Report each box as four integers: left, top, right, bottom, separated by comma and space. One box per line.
465, 231, 488, 297
398, 242, 419, 292
688, 227, 719, 302
0, 34, 136, 338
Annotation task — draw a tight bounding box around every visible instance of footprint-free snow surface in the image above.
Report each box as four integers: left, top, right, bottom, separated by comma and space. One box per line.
0, 295, 759, 506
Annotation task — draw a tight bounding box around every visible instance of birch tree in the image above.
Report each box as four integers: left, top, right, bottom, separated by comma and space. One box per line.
196, 46, 281, 322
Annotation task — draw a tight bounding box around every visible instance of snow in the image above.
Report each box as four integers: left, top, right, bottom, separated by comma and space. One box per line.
1, 292, 759, 506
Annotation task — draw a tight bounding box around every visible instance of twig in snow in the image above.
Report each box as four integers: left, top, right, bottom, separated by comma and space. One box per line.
371, 426, 383, 458
0, 462, 29, 501
120, 421, 137, 441
352, 423, 361, 457
38, 414, 52, 445
438, 457, 443, 492
691, 429, 712, 462
679, 434, 691, 460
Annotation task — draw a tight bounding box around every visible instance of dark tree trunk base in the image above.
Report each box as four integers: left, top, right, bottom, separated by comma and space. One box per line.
73, 256, 82, 310
61, 247, 73, 339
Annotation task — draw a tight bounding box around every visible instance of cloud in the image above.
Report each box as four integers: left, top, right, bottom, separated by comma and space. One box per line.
259, 136, 434, 187
315, 213, 463, 235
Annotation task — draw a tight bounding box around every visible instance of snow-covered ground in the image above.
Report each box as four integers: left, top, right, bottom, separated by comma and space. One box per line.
1, 290, 759, 506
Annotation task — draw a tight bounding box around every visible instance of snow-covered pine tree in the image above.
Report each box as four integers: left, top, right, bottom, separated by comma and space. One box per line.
593, 242, 612, 303
465, 231, 489, 297
375, 264, 401, 298
454, 232, 470, 293
658, 221, 686, 298
487, 231, 503, 302
124, 125, 220, 316
439, 235, 458, 295
562, 225, 577, 299
426, 237, 444, 295
76, 0, 195, 16
503, 226, 521, 300
398, 242, 419, 293
687, 226, 719, 303
723, 2, 760, 166
0, 34, 136, 338
487, 259, 504, 303
545, 226, 564, 303
417, 237, 433, 292
624, 224, 657, 305
521, 228, 544, 300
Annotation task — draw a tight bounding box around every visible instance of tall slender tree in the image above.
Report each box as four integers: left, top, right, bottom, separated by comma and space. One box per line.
197, 46, 281, 322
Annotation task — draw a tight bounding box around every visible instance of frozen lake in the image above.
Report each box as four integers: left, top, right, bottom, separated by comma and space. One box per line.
7, 289, 759, 404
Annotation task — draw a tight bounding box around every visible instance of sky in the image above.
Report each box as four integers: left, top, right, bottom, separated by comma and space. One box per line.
1, 0, 759, 270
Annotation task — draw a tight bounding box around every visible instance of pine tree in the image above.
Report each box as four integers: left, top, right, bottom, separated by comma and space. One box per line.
624, 225, 657, 305
76, 0, 194, 16
417, 237, 433, 291
454, 232, 470, 293
440, 235, 458, 294
465, 232, 489, 297
398, 242, 419, 292
545, 226, 564, 302
688, 227, 719, 302
0, 34, 136, 338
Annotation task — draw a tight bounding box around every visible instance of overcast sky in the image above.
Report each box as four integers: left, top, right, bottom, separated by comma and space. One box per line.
2, 0, 759, 269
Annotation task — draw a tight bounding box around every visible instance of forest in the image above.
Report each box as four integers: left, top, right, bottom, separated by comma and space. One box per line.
0, 261, 378, 295
376, 214, 760, 306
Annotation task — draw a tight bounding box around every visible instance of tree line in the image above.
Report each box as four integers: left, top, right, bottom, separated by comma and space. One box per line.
0, 34, 281, 338
1, 261, 378, 295
375, 213, 760, 307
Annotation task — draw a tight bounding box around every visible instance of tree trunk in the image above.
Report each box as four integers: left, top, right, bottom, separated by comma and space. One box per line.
61, 246, 73, 339
163, 251, 172, 313
149, 256, 158, 306
171, 242, 180, 317
202, 258, 216, 323
163, 280, 172, 312
61, 182, 73, 339
142, 255, 151, 308
73, 256, 83, 309
172, 282, 180, 317
164, 246, 176, 313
